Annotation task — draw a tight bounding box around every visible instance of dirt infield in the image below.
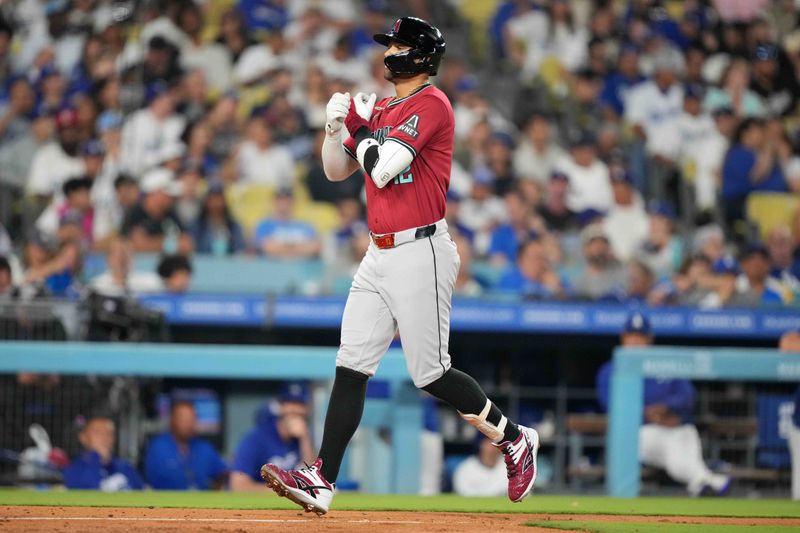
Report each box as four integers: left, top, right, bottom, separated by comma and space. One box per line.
2, 506, 799, 532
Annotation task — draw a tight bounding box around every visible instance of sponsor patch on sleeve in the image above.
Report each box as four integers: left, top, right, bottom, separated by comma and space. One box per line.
396, 114, 420, 138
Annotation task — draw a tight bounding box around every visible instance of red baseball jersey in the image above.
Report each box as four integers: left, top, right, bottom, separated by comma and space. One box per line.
343, 84, 454, 234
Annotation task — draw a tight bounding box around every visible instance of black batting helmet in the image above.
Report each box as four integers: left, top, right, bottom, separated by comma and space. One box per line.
373, 17, 446, 76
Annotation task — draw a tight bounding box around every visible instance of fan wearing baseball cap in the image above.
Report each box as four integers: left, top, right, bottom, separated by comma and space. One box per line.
596, 312, 731, 496
120, 168, 192, 254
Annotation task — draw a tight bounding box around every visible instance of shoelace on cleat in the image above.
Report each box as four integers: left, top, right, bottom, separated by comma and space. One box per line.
501, 443, 518, 479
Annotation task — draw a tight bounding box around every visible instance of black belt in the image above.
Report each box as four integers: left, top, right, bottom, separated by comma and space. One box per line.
414, 224, 437, 239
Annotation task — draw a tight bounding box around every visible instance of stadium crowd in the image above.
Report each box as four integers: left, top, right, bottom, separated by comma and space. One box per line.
0, 0, 798, 307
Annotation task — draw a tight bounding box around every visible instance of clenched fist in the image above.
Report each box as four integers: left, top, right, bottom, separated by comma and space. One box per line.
325, 92, 350, 134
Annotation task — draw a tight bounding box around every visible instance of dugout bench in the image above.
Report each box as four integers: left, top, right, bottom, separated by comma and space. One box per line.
607, 346, 799, 497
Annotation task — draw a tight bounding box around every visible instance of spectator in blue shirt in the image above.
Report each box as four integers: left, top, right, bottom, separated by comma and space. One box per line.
488, 188, 537, 266
63, 416, 143, 491
230, 382, 315, 491
599, 44, 645, 119
144, 401, 227, 490
254, 189, 321, 258
596, 312, 730, 496
494, 238, 567, 300
721, 118, 788, 226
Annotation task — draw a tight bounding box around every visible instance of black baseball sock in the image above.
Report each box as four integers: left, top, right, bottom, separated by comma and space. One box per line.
317, 366, 369, 482
422, 367, 520, 443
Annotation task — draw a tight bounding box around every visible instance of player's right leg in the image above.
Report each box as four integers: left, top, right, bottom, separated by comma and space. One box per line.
262, 246, 396, 514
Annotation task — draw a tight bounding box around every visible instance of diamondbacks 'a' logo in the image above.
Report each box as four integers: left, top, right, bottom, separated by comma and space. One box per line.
397, 114, 420, 138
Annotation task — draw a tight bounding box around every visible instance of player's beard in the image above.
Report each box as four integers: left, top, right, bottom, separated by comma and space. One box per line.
384, 67, 414, 83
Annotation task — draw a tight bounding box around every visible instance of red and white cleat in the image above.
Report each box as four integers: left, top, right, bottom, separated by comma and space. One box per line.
260, 458, 335, 516
493, 425, 540, 502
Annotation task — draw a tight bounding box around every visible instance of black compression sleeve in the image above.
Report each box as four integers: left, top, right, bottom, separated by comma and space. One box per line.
317, 366, 369, 482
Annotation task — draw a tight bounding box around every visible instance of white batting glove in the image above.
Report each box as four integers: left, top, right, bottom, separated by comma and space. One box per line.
325, 92, 350, 135
353, 92, 377, 121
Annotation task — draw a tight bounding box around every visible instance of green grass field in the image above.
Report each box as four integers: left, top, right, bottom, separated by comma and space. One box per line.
0, 489, 798, 516
525, 522, 800, 533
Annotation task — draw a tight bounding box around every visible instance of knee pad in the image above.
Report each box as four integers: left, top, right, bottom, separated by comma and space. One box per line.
459, 399, 506, 442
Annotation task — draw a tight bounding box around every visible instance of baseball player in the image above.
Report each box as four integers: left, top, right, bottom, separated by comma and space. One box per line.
261, 17, 539, 515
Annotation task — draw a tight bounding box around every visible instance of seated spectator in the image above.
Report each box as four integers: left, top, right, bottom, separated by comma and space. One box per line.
36, 176, 95, 246
121, 168, 190, 254
654, 253, 733, 308
556, 132, 612, 216
238, 116, 295, 188
145, 400, 227, 490
596, 313, 730, 497
89, 238, 162, 296
23, 238, 83, 298
231, 382, 315, 491
728, 243, 786, 307
599, 44, 645, 120
512, 112, 565, 185
750, 43, 800, 118
452, 434, 507, 497
767, 225, 800, 296
26, 108, 85, 200
178, 2, 232, 93
0, 106, 55, 193
557, 68, 604, 143
703, 58, 765, 118
444, 191, 475, 245
603, 168, 648, 263
93, 174, 140, 246
622, 259, 655, 304
722, 118, 788, 227
458, 168, 507, 256
192, 183, 246, 256
536, 171, 578, 233
157, 254, 193, 293
488, 188, 536, 266
324, 198, 370, 282
63, 415, 143, 491
120, 82, 185, 178
638, 201, 681, 280
452, 231, 483, 297
254, 189, 321, 258
494, 238, 566, 300
573, 225, 625, 301
694, 224, 738, 276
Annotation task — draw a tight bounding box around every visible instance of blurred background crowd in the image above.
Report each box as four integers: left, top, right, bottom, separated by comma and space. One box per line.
0, 0, 799, 306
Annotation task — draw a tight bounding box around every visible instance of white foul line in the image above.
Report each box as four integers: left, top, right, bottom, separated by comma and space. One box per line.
1, 517, 432, 525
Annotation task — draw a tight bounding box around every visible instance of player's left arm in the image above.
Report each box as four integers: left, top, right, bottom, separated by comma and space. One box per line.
345, 93, 446, 189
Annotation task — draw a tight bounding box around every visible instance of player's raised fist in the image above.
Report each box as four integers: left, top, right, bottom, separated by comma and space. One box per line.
353, 92, 377, 121
325, 92, 350, 134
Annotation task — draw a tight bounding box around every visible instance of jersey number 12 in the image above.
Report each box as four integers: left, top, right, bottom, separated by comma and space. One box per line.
393, 165, 413, 185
